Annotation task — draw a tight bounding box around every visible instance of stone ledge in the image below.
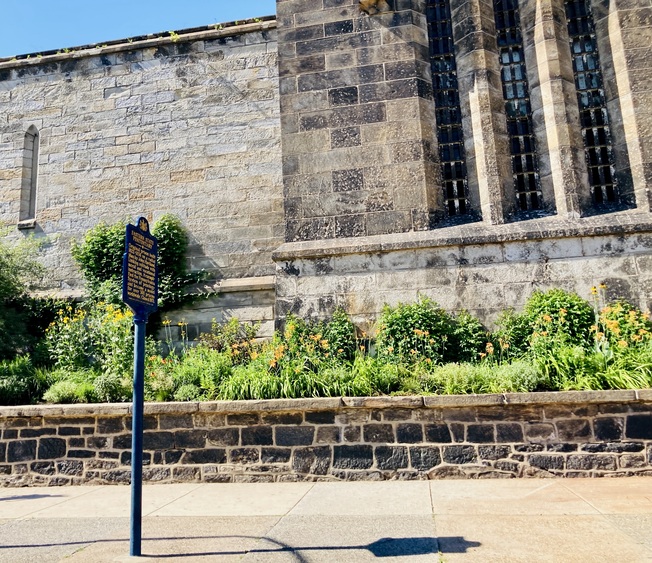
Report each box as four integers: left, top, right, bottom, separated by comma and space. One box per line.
1, 389, 648, 419
272, 211, 652, 261
211, 276, 276, 294
0, 19, 277, 67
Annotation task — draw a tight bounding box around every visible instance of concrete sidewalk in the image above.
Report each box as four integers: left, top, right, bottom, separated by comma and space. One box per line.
0, 478, 651, 562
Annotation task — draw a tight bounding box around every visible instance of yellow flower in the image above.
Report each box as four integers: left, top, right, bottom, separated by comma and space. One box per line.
618, 340, 628, 348
486, 342, 494, 354
599, 283, 607, 289
542, 314, 552, 323
591, 286, 598, 295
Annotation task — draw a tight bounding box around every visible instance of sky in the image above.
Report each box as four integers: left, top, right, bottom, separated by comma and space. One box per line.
0, 0, 278, 58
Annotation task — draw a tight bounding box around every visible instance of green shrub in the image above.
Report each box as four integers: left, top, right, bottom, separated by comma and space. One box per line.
419, 360, 545, 395
46, 302, 139, 377
0, 232, 46, 361
173, 383, 202, 402
198, 317, 259, 365
93, 372, 131, 403
495, 289, 595, 359
375, 297, 455, 365
70, 215, 205, 311
323, 308, 357, 362
0, 356, 39, 405
597, 300, 652, 347
450, 310, 488, 363
43, 379, 97, 404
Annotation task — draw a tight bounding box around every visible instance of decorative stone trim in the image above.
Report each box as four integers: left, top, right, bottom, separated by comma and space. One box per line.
273, 212, 652, 261
0, 19, 277, 67
1, 391, 651, 486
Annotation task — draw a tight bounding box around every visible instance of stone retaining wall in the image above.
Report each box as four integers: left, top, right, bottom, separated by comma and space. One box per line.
1, 391, 651, 486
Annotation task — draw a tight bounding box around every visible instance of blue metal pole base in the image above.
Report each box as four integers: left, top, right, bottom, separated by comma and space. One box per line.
130, 314, 147, 557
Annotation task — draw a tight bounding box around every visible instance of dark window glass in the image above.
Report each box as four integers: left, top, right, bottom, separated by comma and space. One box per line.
494, 0, 542, 212
427, 0, 470, 217
565, 0, 617, 205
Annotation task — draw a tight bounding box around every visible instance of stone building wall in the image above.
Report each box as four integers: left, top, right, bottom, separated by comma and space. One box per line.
0, 21, 283, 322
273, 0, 652, 326
1, 1, 652, 333
1, 391, 651, 486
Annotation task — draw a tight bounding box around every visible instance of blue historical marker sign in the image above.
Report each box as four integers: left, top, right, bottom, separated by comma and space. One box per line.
122, 217, 158, 316
121, 216, 158, 557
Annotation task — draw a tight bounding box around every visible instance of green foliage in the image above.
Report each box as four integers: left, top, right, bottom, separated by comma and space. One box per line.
450, 310, 488, 363
151, 214, 207, 310
323, 308, 357, 362
0, 232, 44, 302
198, 317, 259, 365
70, 221, 124, 302
494, 289, 595, 359
30, 291, 652, 405
43, 379, 97, 404
145, 346, 232, 402
375, 297, 457, 365
70, 215, 205, 311
0, 356, 51, 405
418, 360, 546, 395
46, 302, 152, 379
597, 300, 652, 347
0, 233, 45, 360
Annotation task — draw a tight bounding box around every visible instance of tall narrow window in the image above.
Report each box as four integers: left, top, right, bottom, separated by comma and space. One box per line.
494, 0, 542, 212
565, 0, 617, 205
20, 126, 39, 223
426, 0, 469, 218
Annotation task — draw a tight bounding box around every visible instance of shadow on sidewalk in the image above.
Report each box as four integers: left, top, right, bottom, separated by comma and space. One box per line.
3, 534, 481, 560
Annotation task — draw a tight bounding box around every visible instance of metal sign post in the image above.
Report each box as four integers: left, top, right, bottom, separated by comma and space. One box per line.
122, 217, 158, 558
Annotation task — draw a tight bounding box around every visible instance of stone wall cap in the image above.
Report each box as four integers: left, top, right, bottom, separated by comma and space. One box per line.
636, 389, 652, 401
0, 403, 131, 418
1, 389, 648, 419
341, 396, 424, 408
504, 390, 638, 405
424, 394, 506, 407
0, 18, 277, 67
196, 397, 344, 413
272, 212, 652, 261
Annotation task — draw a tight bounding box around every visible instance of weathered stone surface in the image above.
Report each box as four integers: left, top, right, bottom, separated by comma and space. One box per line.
207, 428, 239, 446
37, 438, 67, 460
467, 424, 495, 443
396, 423, 423, 443
424, 423, 452, 443
292, 446, 331, 475
261, 447, 292, 464
174, 430, 207, 449
567, 454, 617, 471
242, 426, 274, 446
182, 449, 227, 465
375, 446, 409, 470
442, 446, 477, 465
7, 440, 36, 462
229, 448, 260, 465
56, 460, 84, 476
275, 426, 315, 446
333, 445, 374, 469
626, 415, 652, 439
0, 393, 651, 485
528, 454, 565, 471
556, 419, 592, 441
594, 417, 624, 441
363, 424, 395, 443
409, 446, 442, 471
97, 418, 125, 434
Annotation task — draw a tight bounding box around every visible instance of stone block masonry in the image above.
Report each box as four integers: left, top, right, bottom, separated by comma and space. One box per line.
0, 20, 284, 295
1, 390, 651, 486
